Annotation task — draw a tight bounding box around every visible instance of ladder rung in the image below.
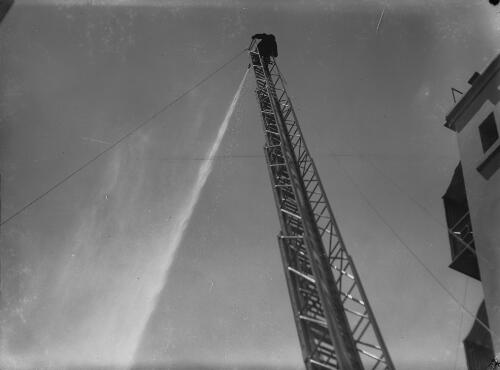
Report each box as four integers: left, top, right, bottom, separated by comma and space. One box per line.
344, 306, 368, 319
323, 228, 333, 235
281, 208, 301, 219
308, 358, 337, 370
299, 314, 327, 327
358, 348, 383, 362
315, 214, 330, 220
340, 291, 365, 306
288, 267, 316, 283
279, 234, 304, 239
265, 129, 280, 136
332, 265, 355, 280
355, 339, 382, 352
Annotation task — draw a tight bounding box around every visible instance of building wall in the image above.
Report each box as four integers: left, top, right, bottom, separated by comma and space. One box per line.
455, 96, 500, 353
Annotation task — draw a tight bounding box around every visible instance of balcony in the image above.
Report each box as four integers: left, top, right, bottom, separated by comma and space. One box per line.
443, 163, 481, 280
448, 212, 481, 280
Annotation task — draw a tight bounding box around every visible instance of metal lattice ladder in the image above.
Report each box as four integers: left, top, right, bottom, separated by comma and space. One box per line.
249, 44, 395, 370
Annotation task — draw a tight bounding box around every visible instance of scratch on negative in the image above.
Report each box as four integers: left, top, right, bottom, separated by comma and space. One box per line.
376, 8, 385, 33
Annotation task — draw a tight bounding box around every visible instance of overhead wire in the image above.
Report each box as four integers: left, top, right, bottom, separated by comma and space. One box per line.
357, 154, 499, 360
362, 154, 495, 272
331, 155, 498, 342
3, 38, 495, 351
0, 48, 247, 227
356, 154, 494, 364
274, 95, 492, 337
322, 119, 494, 339
202, 146, 494, 341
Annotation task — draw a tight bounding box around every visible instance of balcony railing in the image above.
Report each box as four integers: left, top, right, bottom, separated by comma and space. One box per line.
448, 211, 480, 280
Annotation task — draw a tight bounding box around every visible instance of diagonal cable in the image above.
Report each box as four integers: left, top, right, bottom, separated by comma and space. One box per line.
0, 48, 247, 227
453, 277, 468, 370
332, 156, 499, 342
360, 155, 497, 275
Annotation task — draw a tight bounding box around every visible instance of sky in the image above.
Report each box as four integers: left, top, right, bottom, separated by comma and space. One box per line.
0, 1, 499, 369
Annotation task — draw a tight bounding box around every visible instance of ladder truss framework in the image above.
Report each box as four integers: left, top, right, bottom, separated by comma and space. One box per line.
248, 46, 395, 370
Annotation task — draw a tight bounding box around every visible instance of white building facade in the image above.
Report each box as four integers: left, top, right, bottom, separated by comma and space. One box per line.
445, 54, 500, 365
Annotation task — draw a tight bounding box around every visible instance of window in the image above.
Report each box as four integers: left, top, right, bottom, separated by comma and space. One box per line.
479, 113, 499, 152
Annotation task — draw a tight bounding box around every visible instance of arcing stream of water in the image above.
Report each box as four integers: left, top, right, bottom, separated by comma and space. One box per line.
130, 68, 250, 366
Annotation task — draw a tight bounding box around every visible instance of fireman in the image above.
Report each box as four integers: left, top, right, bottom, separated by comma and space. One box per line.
251, 33, 278, 67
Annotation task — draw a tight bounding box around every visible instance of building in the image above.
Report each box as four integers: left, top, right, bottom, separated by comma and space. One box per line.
444, 53, 500, 366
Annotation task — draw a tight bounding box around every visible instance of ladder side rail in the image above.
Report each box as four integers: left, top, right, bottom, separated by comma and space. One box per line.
251, 50, 345, 370
252, 50, 329, 369
269, 60, 395, 370
261, 112, 339, 370
257, 56, 365, 370
267, 164, 316, 369
277, 94, 392, 370
289, 135, 391, 367
258, 55, 360, 370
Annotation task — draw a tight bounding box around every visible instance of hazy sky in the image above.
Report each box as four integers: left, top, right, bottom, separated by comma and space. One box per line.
1, 1, 499, 369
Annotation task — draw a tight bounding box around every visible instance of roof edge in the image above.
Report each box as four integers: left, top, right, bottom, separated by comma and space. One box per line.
445, 53, 500, 132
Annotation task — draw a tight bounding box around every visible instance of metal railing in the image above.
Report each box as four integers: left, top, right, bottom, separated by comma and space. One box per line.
449, 211, 475, 259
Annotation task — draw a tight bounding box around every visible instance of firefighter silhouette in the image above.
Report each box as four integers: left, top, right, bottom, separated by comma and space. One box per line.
251, 33, 278, 67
